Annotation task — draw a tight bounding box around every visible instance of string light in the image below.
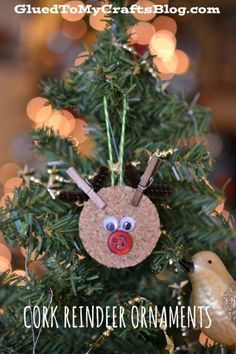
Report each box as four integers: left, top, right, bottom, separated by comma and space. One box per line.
0, 256, 12, 273
79, 139, 96, 157
158, 72, 174, 81
149, 30, 176, 60
153, 53, 178, 74
129, 22, 156, 45
153, 16, 177, 35
47, 30, 72, 54
62, 1, 85, 22
0, 244, 12, 263
62, 20, 88, 40
133, 0, 156, 21
175, 50, 190, 74
42, 109, 75, 137
71, 119, 88, 144
0, 163, 20, 185
26, 97, 52, 123
9, 135, 33, 164
89, 12, 110, 31
4, 177, 22, 194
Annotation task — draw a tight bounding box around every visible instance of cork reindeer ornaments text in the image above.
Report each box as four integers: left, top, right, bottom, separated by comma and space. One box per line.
67, 155, 162, 268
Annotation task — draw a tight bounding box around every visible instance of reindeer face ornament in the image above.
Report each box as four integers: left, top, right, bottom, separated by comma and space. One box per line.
67, 156, 161, 268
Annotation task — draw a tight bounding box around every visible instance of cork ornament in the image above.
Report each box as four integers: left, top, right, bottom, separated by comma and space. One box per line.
67, 155, 162, 268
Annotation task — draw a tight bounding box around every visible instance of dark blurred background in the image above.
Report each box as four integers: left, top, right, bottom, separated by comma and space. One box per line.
0, 0, 235, 270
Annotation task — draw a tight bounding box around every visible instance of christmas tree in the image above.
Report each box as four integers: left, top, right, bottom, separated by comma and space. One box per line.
0, 2, 235, 353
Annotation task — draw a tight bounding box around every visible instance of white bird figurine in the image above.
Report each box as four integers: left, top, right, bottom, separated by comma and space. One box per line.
181, 251, 236, 348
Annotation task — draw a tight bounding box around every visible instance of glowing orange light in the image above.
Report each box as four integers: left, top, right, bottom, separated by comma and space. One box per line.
71, 119, 88, 144
0, 244, 12, 263
130, 22, 156, 45
20, 247, 45, 261
74, 51, 89, 66
133, 0, 156, 21
26, 97, 52, 122
0, 163, 20, 185
44, 110, 63, 131
78, 139, 96, 157
62, 1, 85, 22
0, 256, 12, 273
59, 110, 76, 137
153, 16, 177, 35
89, 12, 110, 31
158, 72, 174, 81
175, 50, 190, 74
153, 53, 177, 74
62, 19, 88, 40
4, 177, 22, 194
149, 31, 176, 60
44, 110, 75, 137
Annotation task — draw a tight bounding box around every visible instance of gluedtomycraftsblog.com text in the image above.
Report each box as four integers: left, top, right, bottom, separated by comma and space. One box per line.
23, 305, 212, 329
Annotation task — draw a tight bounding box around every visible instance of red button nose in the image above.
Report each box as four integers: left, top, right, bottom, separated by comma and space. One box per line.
107, 230, 133, 256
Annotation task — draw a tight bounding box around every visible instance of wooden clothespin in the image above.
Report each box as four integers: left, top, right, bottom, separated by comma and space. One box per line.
131, 155, 161, 207
67, 167, 106, 209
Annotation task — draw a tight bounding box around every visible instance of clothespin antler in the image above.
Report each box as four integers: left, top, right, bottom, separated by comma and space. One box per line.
131, 155, 161, 207
67, 167, 106, 209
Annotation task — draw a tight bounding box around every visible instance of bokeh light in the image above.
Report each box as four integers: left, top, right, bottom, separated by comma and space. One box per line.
43, 109, 75, 137
153, 16, 177, 35
26, 97, 51, 122
0, 256, 12, 273
0, 244, 12, 263
149, 30, 176, 60
175, 50, 190, 74
61, 1, 85, 22
57, 110, 76, 137
158, 72, 174, 81
47, 30, 72, 54
9, 135, 33, 164
129, 22, 156, 45
71, 119, 88, 144
79, 139, 96, 157
62, 20, 88, 40
133, 1, 156, 21
0, 163, 20, 185
153, 53, 178, 74
89, 12, 110, 31
4, 177, 22, 194
74, 51, 89, 66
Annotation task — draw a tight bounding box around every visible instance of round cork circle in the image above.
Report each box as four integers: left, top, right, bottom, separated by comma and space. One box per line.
79, 185, 161, 268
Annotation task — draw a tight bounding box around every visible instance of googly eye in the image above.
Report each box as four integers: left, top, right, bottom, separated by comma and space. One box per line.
120, 216, 135, 232
103, 216, 119, 232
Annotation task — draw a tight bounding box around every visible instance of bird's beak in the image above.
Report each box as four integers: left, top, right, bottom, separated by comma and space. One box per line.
179, 259, 194, 273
